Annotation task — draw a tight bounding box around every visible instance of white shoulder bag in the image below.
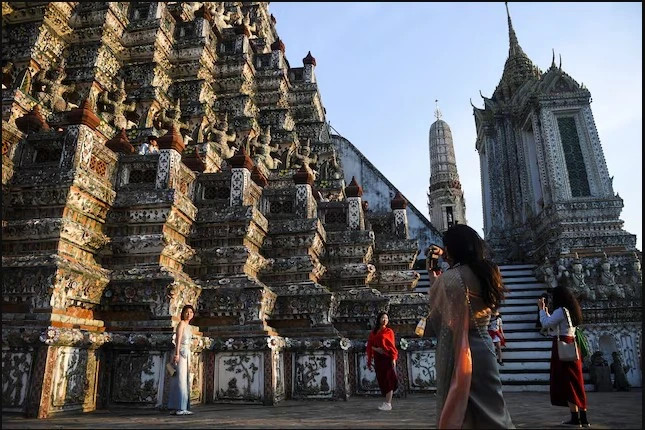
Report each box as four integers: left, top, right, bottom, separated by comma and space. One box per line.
556, 307, 579, 362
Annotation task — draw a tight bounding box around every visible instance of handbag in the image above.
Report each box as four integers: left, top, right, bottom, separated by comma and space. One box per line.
556, 307, 579, 362
166, 362, 177, 377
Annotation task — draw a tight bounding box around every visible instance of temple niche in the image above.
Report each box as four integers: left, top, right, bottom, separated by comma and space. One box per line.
1, 2, 438, 417
475, 5, 641, 386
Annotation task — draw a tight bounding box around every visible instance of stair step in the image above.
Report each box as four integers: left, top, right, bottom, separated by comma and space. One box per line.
503, 283, 545, 290
504, 331, 548, 340
497, 361, 551, 371
503, 321, 542, 330
498, 264, 538, 270
502, 313, 541, 322
501, 297, 542, 305
499, 304, 536, 312
504, 340, 553, 348
499, 269, 536, 277
503, 350, 551, 359
504, 290, 545, 298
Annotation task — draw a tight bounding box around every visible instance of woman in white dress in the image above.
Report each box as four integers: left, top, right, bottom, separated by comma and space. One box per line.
168, 304, 194, 415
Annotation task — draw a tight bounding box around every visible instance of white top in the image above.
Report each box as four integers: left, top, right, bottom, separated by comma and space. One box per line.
488, 317, 502, 332
539, 307, 576, 336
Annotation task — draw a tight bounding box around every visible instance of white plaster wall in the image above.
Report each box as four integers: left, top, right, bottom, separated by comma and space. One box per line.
333, 135, 443, 255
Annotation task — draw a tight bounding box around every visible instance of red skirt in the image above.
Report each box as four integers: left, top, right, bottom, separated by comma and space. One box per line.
374, 352, 398, 396
488, 329, 506, 346
550, 336, 587, 409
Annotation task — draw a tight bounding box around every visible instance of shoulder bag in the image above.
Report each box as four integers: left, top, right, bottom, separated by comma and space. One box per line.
556, 307, 579, 362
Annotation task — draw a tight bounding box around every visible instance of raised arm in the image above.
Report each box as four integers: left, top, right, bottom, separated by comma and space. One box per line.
539, 307, 566, 329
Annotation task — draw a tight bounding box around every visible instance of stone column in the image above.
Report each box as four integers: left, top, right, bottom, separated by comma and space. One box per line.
293, 165, 316, 218
228, 147, 254, 206
345, 176, 364, 231
156, 126, 185, 189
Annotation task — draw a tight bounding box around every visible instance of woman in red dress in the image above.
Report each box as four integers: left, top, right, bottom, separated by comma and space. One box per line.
538, 286, 590, 427
366, 312, 398, 411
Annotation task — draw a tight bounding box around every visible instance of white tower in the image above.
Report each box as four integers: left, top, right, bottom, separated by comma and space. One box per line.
427, 101, 467, 232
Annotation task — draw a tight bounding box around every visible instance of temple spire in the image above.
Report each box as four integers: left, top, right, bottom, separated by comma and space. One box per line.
505, 2, 524, 57
434, 99, 442, 120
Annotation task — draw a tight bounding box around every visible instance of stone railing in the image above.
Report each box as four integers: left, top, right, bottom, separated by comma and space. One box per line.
581, 299, 642, 324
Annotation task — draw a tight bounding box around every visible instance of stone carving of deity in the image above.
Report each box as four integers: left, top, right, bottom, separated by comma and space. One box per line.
203, 113, 238, 160
98, 80, 138, 130
567, 256, 595, 301
319, 147, 343, 181
598, 254, 625, 300
155, 99, 194, 145
289, 139, 318, 171
32, 61, 77, 113
537, 256, 557, 290
252, 126, 281, 170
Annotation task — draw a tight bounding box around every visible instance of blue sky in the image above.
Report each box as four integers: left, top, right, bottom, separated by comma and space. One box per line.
270, 2, 642, 250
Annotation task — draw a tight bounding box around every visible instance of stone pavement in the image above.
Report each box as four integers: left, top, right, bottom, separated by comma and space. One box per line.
3, 391, 641, 429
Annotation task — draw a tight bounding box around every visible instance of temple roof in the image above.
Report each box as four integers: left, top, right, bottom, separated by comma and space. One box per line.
492, 3, 541, 102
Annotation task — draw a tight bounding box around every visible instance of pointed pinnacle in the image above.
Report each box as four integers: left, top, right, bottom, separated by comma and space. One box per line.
505, 2, 524, 57
551, 49, 556, 68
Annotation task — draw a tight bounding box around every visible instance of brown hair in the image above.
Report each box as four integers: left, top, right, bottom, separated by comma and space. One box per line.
443, 224, 506, 309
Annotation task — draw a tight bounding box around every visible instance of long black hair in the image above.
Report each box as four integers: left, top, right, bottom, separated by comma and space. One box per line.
372, 312, 388, 334
442, 224, 506, 309
551, 286, 583, 326
180, 304, 195, 321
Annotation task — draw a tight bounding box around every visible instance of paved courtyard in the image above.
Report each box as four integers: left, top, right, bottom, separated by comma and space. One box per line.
2, 391, 641, 429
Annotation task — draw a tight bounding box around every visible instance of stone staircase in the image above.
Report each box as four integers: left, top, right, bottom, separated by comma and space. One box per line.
498, 264, 593, 392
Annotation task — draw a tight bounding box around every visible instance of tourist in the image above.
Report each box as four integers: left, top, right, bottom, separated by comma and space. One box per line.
366, 311, 398, 411
428, 224, 514, 428
168, 304, 195, 416
488, 310, 506, 365
538, 286, 590, 427
138, 135, 160, 155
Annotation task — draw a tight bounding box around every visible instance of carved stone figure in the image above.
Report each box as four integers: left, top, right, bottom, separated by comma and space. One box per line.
290, 139, 318, 170
567, 255, 595, 301
204, 113, 238, 159
610, 351, 630, 391
32, 61, 77, 112
99, 80, 138, 130
155, 99, 191, 140
630, 253, 642, 299
598, 254, 624, 300
319, 147, 343, 181
537, 256, 557, 290
251, 127, 281, 170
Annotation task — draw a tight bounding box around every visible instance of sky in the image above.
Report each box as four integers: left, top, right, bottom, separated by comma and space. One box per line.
270, 2, 642, 250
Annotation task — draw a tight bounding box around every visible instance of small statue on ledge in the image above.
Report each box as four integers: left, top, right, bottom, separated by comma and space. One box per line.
98, 80, 138, 130
32, 60, 77, 112
203, 112, 238, 160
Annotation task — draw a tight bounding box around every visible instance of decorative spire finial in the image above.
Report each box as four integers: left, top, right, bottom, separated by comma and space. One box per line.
505, 2, 523, 57
551, 48, 556, 68
559, 53, 562, 70
434, 99, 442, 120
